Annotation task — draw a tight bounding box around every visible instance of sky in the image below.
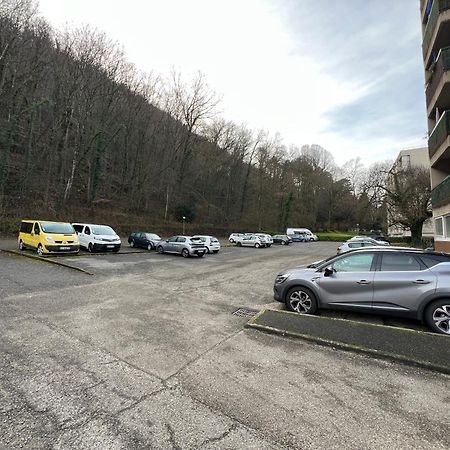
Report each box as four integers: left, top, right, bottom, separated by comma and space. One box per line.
37, 0, 427, 166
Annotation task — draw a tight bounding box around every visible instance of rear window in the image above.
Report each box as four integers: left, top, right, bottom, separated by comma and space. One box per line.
40, 222, 75, 234
20, 222, 33, 233
419, 255, 450, 268
380, 254, 422, 272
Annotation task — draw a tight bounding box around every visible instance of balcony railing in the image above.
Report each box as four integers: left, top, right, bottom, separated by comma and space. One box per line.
423, 0, 450, 58
429, 110, 450, 157
426, 47, 450, 105
432, 175, 450, 207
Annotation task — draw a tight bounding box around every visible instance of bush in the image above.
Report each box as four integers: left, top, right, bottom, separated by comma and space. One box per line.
315, 232, 356, 242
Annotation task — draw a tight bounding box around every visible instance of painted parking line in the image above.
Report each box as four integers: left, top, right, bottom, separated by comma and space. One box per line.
247, 308, 450, 375
3, 250, 94, 275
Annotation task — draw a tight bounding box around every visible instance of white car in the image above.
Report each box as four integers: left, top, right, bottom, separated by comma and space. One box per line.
229, 233, 245, 243
237, 234, 266, 248
348, 235, 390, 246
72, 223, 121, 253
255, 233, 273, 247
193, 235, 221, 254
337, 239, 389, 254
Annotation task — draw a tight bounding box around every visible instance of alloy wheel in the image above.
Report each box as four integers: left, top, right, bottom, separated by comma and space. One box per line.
432, 304, 450, 334
288, 290, 312, 313
37, 244, 43, 257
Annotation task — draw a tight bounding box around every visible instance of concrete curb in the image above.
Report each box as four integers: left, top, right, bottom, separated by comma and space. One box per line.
246, 309, 450, 375
3, 250, 94, 275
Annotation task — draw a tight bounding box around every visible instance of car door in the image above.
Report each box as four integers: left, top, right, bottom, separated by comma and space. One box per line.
30, 222, 41, 249
164, 236, 178, 252
80, 226, 91, 249
372, 252, 437, 315
174, 236, 187, 253
135, 232, 145, 248
316, 252, 376, 310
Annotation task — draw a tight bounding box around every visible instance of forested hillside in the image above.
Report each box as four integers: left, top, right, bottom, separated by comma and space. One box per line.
0, 0, 386, 236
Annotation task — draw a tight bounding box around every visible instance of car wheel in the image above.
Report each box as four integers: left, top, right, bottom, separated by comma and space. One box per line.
229, 239, 235, 243
157, 245, 164, 254
113, 248, 120, 253
285, 287, 318, 314
424, 299, 450, 335
255, 243, 260, 248
205, 246, 210, 254
182, 248, 189, 258
267, 244, 272, 247
130, 240, 135, 248
37, 244, 44, 257
237, 242, 242, 247
88, 242, 95, 253
281, 240, 286, 245
147, 243, 152, 251
19, 240, 24, 250
198, 252, 205, 258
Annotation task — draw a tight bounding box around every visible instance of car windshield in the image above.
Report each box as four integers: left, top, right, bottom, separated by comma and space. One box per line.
145, 233, 160, 240
92, 225, 116, 235
40, 222, 74, 234
313, 254, 341, 270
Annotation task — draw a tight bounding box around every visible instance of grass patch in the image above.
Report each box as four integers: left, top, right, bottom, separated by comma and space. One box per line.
316, 232, 356, 242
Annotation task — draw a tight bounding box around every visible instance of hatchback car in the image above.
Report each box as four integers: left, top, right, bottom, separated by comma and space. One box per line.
255, 233, 273, 247
237, 234, 266, 248
157, 236, 206, 257
337, 239, 389, 254
128, 232, 161, 250
229, 233, 245, 243
272, 235, 291, 245
273, 247, 450, 334
193, 235, 221, 253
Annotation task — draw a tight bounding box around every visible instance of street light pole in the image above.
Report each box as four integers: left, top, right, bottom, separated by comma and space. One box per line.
182, 216, 186, 235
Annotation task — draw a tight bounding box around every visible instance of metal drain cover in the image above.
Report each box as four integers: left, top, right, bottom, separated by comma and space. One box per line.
232, 308, 259, 318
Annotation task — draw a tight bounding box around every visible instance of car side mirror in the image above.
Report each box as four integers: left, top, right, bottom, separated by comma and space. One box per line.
324, 266, 334, 277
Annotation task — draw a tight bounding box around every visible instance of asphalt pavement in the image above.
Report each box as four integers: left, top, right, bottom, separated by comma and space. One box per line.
0, 240, 449, 449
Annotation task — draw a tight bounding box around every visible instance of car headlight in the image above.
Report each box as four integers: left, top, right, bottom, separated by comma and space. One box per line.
275, 274, 289, 284
45, 236, 55, 243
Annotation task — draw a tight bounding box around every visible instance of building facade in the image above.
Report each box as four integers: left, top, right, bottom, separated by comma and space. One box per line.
421, 0, 450, 251
388, 148, 434, 238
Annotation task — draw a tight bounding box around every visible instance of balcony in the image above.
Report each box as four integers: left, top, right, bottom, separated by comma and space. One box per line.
432, 175, 450, 207
426, 47, 450, 110
423, 0, 450, 62
429, 110, 450, 158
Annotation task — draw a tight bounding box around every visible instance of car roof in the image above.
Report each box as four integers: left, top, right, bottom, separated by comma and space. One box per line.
339, 246, 450, 257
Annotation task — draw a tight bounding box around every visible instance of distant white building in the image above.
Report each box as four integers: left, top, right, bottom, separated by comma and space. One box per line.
387, 147, 434, 238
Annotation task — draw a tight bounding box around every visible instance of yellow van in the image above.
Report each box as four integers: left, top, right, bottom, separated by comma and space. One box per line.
18, 220, 80, 256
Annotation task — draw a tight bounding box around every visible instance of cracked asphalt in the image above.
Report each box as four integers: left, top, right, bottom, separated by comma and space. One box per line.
0, 241, 449, 449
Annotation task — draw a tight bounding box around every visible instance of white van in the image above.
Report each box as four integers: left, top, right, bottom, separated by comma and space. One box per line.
286, 228, 318, 242
72, 223, 121, 253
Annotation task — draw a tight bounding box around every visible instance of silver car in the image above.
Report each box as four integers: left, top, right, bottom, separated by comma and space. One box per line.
273, 247, 450, 334
156, 236, 206, 257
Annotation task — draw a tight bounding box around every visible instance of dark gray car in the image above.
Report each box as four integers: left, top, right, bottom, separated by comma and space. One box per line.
273, 247, 450, 335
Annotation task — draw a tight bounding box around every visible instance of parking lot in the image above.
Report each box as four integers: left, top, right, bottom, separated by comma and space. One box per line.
1, 240, 449, 449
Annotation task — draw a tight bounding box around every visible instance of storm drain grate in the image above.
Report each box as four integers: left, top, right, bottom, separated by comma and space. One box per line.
232, 308, 259, 318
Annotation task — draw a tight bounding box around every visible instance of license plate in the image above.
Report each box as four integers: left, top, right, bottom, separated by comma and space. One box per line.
60, 247, 70, 250
107, 245, 114, 248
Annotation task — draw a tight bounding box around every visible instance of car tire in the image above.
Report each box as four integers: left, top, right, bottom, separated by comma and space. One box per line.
281, 240, 286, 245
37, 244, 44, 257
113, 248, 120, 253
285, 286, 318, 315
182, 248, 189, 258
19, 240, 24, 250
267, 244, 272, 247
255, 243, 260, 248
198, 252, 205, 258
88, 243, 95, 253
424, 299, 450, 335
147, 243, 152, 251
205, 246, 210, 254
157, 245, 164, 254
130, 240, 135, 248
237, 242, 242, 247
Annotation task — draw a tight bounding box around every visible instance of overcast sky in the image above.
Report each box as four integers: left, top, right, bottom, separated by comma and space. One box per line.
37, 0, 427, 165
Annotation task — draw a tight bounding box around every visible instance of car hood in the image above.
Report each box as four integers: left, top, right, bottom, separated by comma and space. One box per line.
94, 234, 121, 241
277, 266, 318, 278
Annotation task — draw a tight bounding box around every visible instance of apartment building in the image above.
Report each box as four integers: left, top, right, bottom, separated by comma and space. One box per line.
387, 148, 434, 238
421, 0, 450, 251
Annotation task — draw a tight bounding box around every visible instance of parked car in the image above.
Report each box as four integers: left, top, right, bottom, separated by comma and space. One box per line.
349, 235, 390, 245
156, 236, 206, 257
237, 234, 266, 248
273, 247, 450, 334
272, 235, 291, 245
18, 220, 80, 256
286, 228, 318, 242
337, 238, 389, 254
128, 232, 161, 250
368, 231, 391, 245
288, 232, 309, 242
72, 223, 121, 253
255, 233, 273, 247
193, 235, 221, 254
229, 233, 245, 243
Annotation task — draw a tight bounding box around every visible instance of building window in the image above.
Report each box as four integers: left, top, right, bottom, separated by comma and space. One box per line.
401, 155, 411, 168
435, 217, 444, 236
445, 215, 450, 238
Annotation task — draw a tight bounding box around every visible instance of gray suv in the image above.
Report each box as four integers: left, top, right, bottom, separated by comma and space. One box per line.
273, 248, 450, 334
157, 236, 206, 257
